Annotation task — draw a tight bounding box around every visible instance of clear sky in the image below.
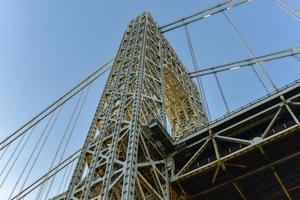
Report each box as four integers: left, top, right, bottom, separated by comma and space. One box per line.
0, 0, 300, 199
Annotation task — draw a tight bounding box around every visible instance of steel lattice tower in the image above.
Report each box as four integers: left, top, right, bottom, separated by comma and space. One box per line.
57, 12, 207, 200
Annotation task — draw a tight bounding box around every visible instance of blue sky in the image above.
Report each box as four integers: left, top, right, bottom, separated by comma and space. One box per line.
0, 0, 300, 199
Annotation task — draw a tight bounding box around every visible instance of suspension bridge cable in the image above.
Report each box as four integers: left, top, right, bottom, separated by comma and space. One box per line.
0, 127, 35, 190
56, 162, 71, 195
62, 160, 75, 192
34, 90, 85, 199
291, 48, 300, 62
0, 59, 113, 151
160, 0, 234, 29
37, 87, 88, 200
11, 149, 81, 200
8, 110, 58, 200
274, 0, 300, 21
44, 86, 91, 200
222, 12, 278, 91
214, 73, 230, 113
183, 23, 211, 121
14, 107, 63, 200
0, 132, 26, 179
189, 46, 300, 77
221, 13, 270, 93
0, 145, 8, 162
160, 0, 251, 33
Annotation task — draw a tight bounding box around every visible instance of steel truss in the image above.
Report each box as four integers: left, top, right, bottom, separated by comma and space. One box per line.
172, 80, 300, 199
52, 13, 206, 200
46, 10, 300, 200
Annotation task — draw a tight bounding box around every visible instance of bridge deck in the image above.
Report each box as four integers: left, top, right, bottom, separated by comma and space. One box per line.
170, 80, 300, 199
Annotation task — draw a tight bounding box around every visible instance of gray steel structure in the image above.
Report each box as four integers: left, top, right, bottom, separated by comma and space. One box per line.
55, 12, 207, 200
51, 12, 300, 200
172, 80, 300, 199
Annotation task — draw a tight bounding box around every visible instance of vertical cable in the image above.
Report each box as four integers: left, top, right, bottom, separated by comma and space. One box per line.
0, 127, 35, 189
8, 112, 55, 199
274, 0, 300, 21
44, 86, 90, 199
0, 145, 9, 162
56, 163, 70, 195
9, 108, 61, 200
183, 23, 212, 122
16, 108, 61, 200
214, 73, 230, 113
291, 48, 300, 62
222, 12, 278, 91
34, 89, 86, 200
62, 160, 75, 192
0, 133, 26, 179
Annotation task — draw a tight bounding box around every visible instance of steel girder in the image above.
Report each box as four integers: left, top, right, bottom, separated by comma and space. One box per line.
172, 81, 300, 199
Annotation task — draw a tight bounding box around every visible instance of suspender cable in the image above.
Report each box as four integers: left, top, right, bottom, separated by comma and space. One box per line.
0, 59, 113, 151
34, 89, 85, 200
222, 12, 278, 91
0, 127, 35, 189
183, 23, 212, 122
44, 86, 90, 199
0, 132, 26, 179
16, 111, 60, 200
43, 86, 90, 200
214, 73, 230, 113
274, 0, 300, 21
8, 109, 60, 200
16, 109, 61, 200
8, 112, 55, 199
11, 150, 81, 200
62, 160, 75, 192
0, 145, 8, 162
56, 161, 71, 195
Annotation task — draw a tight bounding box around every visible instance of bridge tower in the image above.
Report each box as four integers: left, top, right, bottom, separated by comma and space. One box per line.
61, 12, 207, 200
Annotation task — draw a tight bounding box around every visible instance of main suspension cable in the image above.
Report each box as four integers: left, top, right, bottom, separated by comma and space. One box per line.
159, 0, 234, 30
11, 149, 81, 200
16, 108, 62, 199
291, 48, 300, 62
8, 110, 58, 200
34, 89, 85, 200
0, 59, 113, 151
0, 126, 35, 190
189, 46, 300, 77
45, 86, 90, 200
0, 132, 26, 179
46, 86, 90, 199
0, 145, 8, 162
160, 0, 251, 33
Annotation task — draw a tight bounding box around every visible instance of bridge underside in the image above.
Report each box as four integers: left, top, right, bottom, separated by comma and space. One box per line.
171, 81, 300, 200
